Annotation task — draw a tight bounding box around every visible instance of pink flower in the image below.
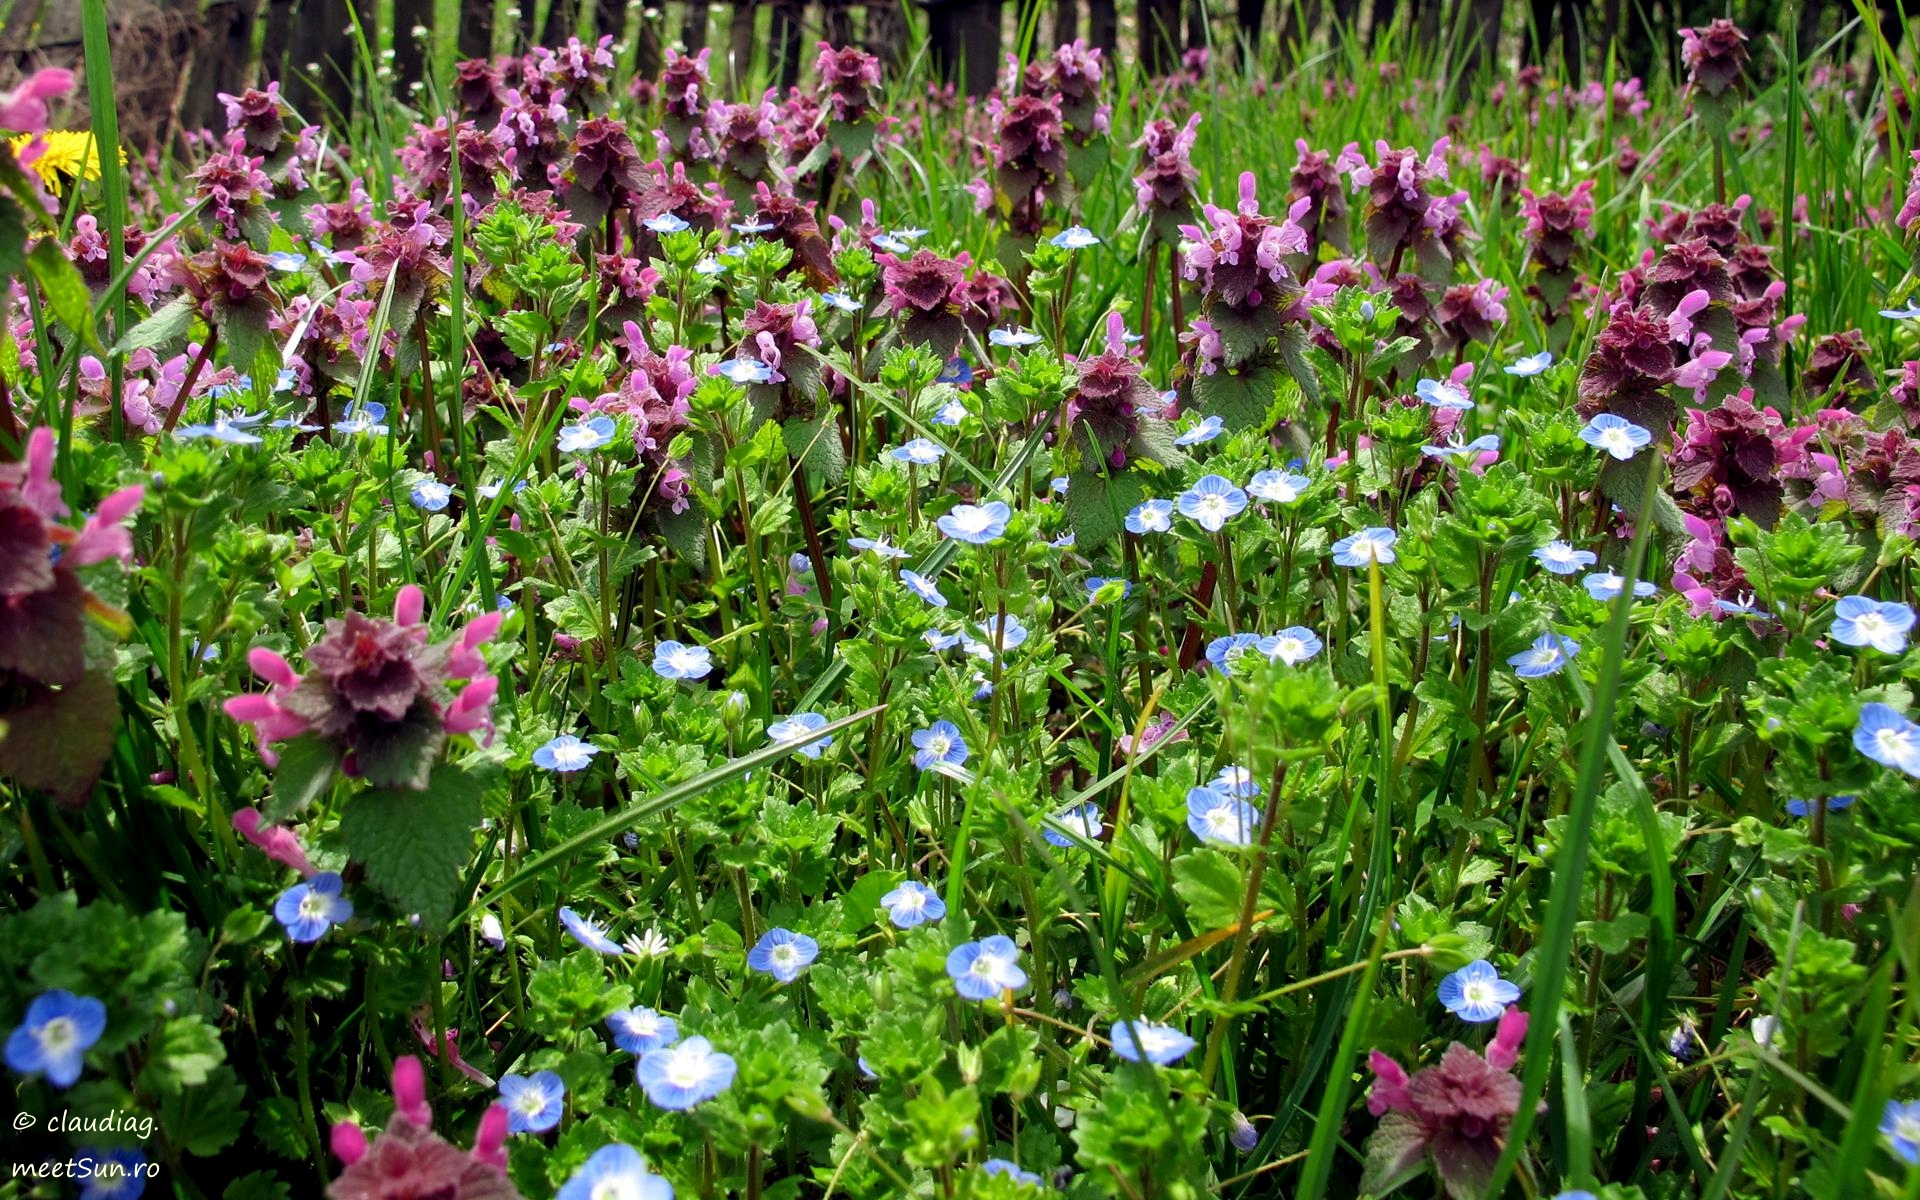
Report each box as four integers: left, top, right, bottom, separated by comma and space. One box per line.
0, 67, 73, 135
232, 807, 316, 877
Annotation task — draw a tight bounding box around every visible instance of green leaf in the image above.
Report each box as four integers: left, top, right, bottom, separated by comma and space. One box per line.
217, 298, 274, 388
1191, 365, 1280, 431
1064, 468, 1145, 552
1359, 1111, 1429, 1198
0, 195, 28, 280
138, 1015, 227, 1096
261, 734, 340, 822
116, 294, 197, 354
28, 235, 99, 350
338, 764, 482, 926
158, 1064, 247, 1156
1170, 848, 1244, 931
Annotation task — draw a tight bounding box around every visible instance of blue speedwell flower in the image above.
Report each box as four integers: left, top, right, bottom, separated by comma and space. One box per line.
1785, 795, 1855, 817
963, 614, 1028, 659
1880, 303, 1920, 321
1247, 469, 1311, 503
1085, 576, 1132, 602
1420, 433, 1500, 462
732, 219, 775, 234
989, 326, 1042, 347
5, 989, 106, 1088
556, 414, 616, 454
74, 1146, 147, 1200
177, 412, 267, 444
900, 569, 948, 607
932, 398, 969, 426
1855, 703, 1920, 777
1505, 350, 1555, 376
274, 872, 352, 943
1187, 786, 1261, 846
1174, 415, 1224, 445
1205, 632, 1262, 675
819, 291, 863, 312
937, 357, 972, 386
1230, 1111, 1260, 1153
881, 880, 946, 928
533, 735, 599, 772
911, 720, 970, 771
637, 1036, 736, 1110
1331, 527, 1398, 567
849, 536, 910, 559
937, 501, 1011, 543
410, 480, 453, 511
559, 907, 624, 954
892, 437, 946, 465
1830, 596, 1915, 654
499, 1070, 565, 1134
1416, 378, 1472, 410
1509, 633, 1578, 679
1579, 413, 1654, 461
557, 1144, 674, 1200
1533, 540, 1598, 575
1044, 801, 1105, 847
644, 213, 690, 233
948, 935, 1028, 1000
747, 928, 819, 983
332, 401, 388, 435
1110, 1020, 1197, 1065
1881, 1099, 1920, 1163
1257, 626, 1323, 666
1582, 570, 1657, 601
607, 1007, 678, 1056
982, 1160, 1044, 1185
1177, 474, 1249, 532
1212, 765, 1261, 798
651, 639, 713, 681
1437, 959, 1521, 1023
768, 712, 834, 758
1050, 225, 1101, 249
1125, 498, 1175, 534
714, 356, 775, 384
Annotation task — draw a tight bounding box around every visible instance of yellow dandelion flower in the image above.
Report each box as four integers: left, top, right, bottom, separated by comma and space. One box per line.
8, 130, 117, 195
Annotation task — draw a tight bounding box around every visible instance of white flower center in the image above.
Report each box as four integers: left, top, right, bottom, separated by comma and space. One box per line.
897, 890, 927, 912
970, 954, 1000, 978
1461, 980, 1493, 1006
666, 1052, 706, 1089
1877, 728, 1912, 758
299, 891, 332, 921
1601, 428, 1635, 455
924, 735, 951, 758
38, 1017, 74, 1052
772, 945, 799, 967
593, 1177, 646, 1200
1854, 613, 1890, 637
1895, 1114, 1920, 1142
514, 1085, 551, 1115
956, 511, 990, 534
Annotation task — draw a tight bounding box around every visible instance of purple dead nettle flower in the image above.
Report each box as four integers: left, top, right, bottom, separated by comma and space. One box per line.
1679, 20, 1750, 98
984, 88, 1067, 237
399, 118, 508, 206
1287, 139, 1352, 256
659, 47, 715, 159
707, 90, 781, 190
815, 42, 884, 125
1363, 1005, 1531, 1200
1343, 138, 1467, 268
1067, 312, 1167, 470
1179, 172, 1309, 315
191, 134, 276, 242
453, 58, 506, 121
496, 84, 571, 187
563, 116, 648, 232
327, 1057, 514, 1200
877, 248, 972, 358
1131, 114, 1202, 238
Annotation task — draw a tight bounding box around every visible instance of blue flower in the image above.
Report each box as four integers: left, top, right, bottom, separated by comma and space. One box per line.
332, 402, 389, 435
900, 569, 948, 607
1085, 576, 1132, 602
1880, 1099, 1920, 1163
924, 628, 963, 651
556, 414, 617, 454
410, 480, 453, 511
768, 712, 834, 758
1830, 596, 1915, 654
643, 213, 690, 233
1050, 225, 1101, 249
74, 1146, 148, 1199
1212, 765, 1262, 798
1125, 498, 1175, 534
872, 233, 912, 254
911, 720, 970, 771
947, 935, 1028, 1000
881, 880, 946, 928
533, 735, 600, 772
1855, 703, 1920, 777
607, 1007, 678, 1055
1187, 786, 1261, 845
1714, 593, 1769, 619
273, 872, 352, 943
932, 398, 970, 425
1247, 469, 1311, 503
559, 907, 624, 954
205, 375, 253, 401
1044, 801, 1105, 847
982, 1159, 1043, 1184
652, 639, 713, 680
637, 1036, 736, 1110
1437, 959, 1521, 1023
5, 990, 106, 1088
1533, 540, 1597, 575
1785, 795, 1855, 817
892, 438, 946, 465
714, 357, 775, 384
1331, 527, 1397, 567
1666, 1017, 1702, 1063
1230, 1111, 1260, 1153
989, 326, 1042, 347
1579, 413, 1654, 461
1420, 433, 1501, 462
1509, 633, 1578, 679
1880, 303, 1920, 320
177, 412, 267, 444
1110, 1020, 1196, 1065
732, 219, 775, 234
693, 256, 727, 275
937, 357, 973, 385
891, 226, 929, 242
937, 501, 1011, 543
266, 251, 308, 273
1205, 632, 1262, 675
499, 1070, 566, 1133
557, 1144, 674, 1200
747, 928, 819, 983
1174, 415, 1224, 445
849, 536, 910, 559
1582, 570, 1657, 601
963, 614, 1028, 659
1177, 474, 1249, 532
1257, 626, 1323, 666
1416, 378, 1472, 410
820, 291, 863, 312
1505, 350, 1554, 376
